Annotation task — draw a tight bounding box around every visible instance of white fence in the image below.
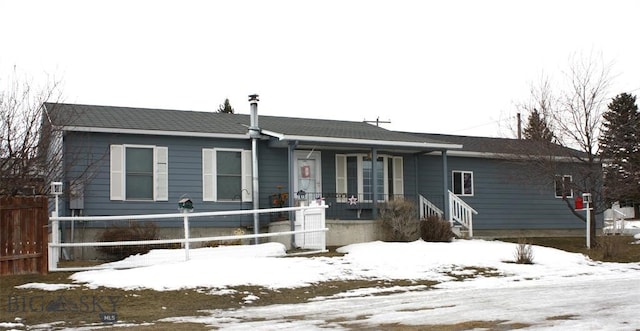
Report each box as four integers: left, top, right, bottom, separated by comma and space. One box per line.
49, 202, 328, 272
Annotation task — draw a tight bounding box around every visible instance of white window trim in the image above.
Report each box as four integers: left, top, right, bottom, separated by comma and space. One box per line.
202, 148, 252, 202
452, 170, 474, 196
335, 153, 403, 202
554, 174, 573, 198
110, 144, 169, 201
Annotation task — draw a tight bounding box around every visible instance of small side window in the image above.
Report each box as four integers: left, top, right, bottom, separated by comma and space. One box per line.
554, 175, 573, 198
452, 170, 473, 196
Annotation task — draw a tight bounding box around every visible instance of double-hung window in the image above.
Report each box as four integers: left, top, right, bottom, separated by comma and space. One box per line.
452, 170, 473, 196
336, 154, 403, 202
202, 148, 252, 202
110, 144, 168, 201
554, 175, 573, 198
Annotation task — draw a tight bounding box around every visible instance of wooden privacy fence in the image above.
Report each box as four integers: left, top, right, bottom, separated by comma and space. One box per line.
0, 196, 49, 275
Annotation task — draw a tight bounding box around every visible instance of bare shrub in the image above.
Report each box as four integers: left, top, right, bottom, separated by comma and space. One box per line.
599, 236, 623, 260
420, 215, 454, 242
96, 221, 161, 260
514, 238, 534, 264
379, 199, 420, 242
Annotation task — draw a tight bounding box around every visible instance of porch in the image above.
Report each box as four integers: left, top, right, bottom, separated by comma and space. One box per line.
292, 191, 477, 237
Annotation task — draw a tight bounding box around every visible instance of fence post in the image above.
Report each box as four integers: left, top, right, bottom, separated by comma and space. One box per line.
49, 182, 63, 271
183, 213, 190, 261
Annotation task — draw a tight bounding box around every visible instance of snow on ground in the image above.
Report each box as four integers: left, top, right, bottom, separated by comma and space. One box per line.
14, 283, 79, 291
10, 239, 640, 330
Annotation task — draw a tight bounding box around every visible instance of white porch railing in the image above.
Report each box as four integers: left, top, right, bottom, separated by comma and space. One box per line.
418, 193, 477, 237
419, 194, 444, 220
604, 207, 626, 235
48, 201, 328, 272
448, 190, 478, 237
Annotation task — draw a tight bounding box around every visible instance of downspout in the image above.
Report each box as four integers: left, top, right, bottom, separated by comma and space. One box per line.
288, 141, 297, 248
248, 94, 260, 243
442, 150, 450, 221
414, 153, 420, 219
372, 147, 378, 219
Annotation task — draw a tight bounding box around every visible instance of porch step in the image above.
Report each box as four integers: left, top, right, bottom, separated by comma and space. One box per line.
452, 225, 469, 238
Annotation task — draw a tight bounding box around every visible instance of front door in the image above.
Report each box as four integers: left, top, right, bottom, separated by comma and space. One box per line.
294, 150, 322, 200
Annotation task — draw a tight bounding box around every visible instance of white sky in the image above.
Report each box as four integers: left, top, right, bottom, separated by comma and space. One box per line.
2, 0, 640, 137
8, 239, 640, 329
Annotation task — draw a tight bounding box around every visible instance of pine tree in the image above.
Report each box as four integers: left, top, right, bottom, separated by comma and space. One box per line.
599, 93, 640, 209
217, 98, 234, 114
523, 108, 555, 142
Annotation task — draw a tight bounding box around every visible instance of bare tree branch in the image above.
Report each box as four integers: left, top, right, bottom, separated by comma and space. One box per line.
1, 67, 63, 194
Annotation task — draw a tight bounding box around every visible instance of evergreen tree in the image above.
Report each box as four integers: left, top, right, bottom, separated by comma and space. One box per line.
599, 93, 640, 209
217, 98, 234, 114
523, 108, 555, 142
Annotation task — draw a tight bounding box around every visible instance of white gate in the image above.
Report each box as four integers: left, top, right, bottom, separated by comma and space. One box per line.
295, 200, 327, 250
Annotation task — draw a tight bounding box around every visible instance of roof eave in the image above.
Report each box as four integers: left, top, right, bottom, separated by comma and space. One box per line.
428, 150, 585, 162
261, 129, 462, 150
61, 126, 250, 139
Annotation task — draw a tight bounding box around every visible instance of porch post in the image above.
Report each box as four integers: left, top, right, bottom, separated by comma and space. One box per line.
442, 149, 450, 221
372, 147, 378, 219
288, 141, 297, 248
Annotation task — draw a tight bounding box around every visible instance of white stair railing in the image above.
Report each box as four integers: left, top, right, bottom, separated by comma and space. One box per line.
419, 194, 444, 220
448, 191, 478, 237
605, 208, 626, 235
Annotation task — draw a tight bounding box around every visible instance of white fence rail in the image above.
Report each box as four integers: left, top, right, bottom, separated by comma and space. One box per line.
49, 202, 328, 272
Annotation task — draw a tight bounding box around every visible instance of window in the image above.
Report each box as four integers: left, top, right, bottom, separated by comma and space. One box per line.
110, 145, 168, 201
554, 175, 573, 198
452, 170, 473, 196
336, 154, 403, 202
202, 148, 252, 202
126, 147, 153, 199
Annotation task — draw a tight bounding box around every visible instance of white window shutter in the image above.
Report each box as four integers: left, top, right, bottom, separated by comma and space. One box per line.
110, 145, 124, 200
335, 154, 347, 203
393, 156, 404, 196
155, 146, 169, 201
202, 149, 215, 201
242, 150, 253, 202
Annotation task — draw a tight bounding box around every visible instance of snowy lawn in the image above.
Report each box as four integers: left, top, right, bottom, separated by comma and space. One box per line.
7, 239, 640, 330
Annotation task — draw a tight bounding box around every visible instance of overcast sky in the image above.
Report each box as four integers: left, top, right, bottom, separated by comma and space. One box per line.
2, 0, 639, 137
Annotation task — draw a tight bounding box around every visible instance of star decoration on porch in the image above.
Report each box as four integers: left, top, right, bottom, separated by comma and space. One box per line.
347, 195, 358, 205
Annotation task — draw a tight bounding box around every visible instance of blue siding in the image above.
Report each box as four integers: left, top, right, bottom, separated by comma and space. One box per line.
416, 154, 594, 230
62, 132, 289, 227
61, 131, 595, 231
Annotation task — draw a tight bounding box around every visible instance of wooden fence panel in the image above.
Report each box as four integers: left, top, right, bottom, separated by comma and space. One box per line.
0, 196, 48, 275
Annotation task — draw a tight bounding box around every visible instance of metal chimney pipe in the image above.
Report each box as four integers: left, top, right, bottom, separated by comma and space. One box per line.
248, 94, 260, 243
249, 94, 260, 137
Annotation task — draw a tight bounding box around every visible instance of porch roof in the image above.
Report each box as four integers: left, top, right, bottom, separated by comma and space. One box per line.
45, 103, 462, 151
406, 132, 588, 159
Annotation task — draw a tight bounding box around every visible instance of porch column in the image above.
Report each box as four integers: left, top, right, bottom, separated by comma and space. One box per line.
442, 150, 450, 221
288, 141, 297, 248
372, 147, 378, 219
